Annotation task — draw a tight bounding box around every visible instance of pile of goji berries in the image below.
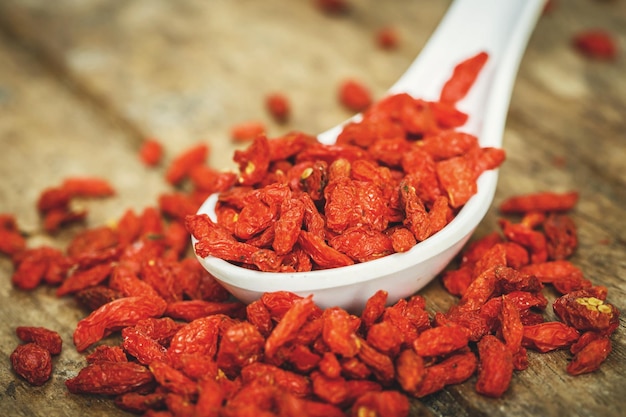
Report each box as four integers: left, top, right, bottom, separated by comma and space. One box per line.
188, 52, 499, 271
1, 49, 620, 417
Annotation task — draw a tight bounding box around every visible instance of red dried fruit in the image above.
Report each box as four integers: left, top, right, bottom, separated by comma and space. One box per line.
266, 296, 318, 358
412, 324, 469, 357
553, 290, 619, 335
16, 326, 63, 355
338, 79, 372, 112
61, 177, 115, 198
165, 143, 210, 186
266, 93, 290, 123
230, 121, 266, 142
411, 351, 477, 398
73, 296, 168, 352
395, 349, 425, 393
499, 191, 579, 214
10, 343, 52, 386
440, 51, 488, 104
0, 214, 26, 257
573, 30, 617, 61
566, 336, 612, 375
66, 361, 154, 395
149, 360, 197, 397
475, 335, 513, 398
522, 322, 580, 353
140, 138, 164, 166
375, 27, 399, 50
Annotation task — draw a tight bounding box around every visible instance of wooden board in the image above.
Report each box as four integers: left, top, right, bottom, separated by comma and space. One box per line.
0, 1, 624, 416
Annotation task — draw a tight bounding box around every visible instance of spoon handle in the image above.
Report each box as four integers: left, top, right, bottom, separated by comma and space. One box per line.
317, 0, 546, 145
391, 0, 546, 100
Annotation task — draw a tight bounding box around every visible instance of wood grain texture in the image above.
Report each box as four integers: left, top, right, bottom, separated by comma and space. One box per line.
0, 0, 624, 416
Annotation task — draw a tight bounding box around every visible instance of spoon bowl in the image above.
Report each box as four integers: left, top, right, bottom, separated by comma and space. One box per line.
193, 0, 546, 311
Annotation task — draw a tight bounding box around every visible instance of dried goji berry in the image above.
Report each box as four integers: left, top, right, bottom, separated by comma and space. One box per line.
361, 289, 388, 329
165, 143, 210, 186
73, 296, 167, 352
439, 51, 488, 104
322, 307, 361, 358
66, 361, 154, 395
522, 322, 580, 353
240, 362, 311, 398
573, 29, 617, 61
265, 295, 318, 358
553, 290, 619, 335
11, 246, 66, 290
499, 191, 579, 214
265, 93, 290, 124
16, 326, 63, 355
75, 285, 121, 311
86, 345, 128, 364
412, 324, 469, 357
475, 334, 514, 398
10, 343, 52, 386
61, 177, 115, 198
139, 138, 163, 167
122, 326, 168, 365
543, 213, 578, 260
566, 336, 612, 376
0, 213, 26, 257
411, 351, 477, 398
150, 360, 198, 397
165, 299, 243, 322
366, 320, 404, 356
338, 79, 372, 112
217, 321, 265, 376
395, 348, 425, 393
230, 121, 266, 142
56, 262, 114, 297
375, 27, 399, 50
499, 295, 524, 355
357, 338, 395, 383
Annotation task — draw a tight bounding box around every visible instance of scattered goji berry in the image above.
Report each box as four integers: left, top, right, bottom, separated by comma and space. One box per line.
0, 213, 26, 257
375, 27, 399, 50
66, 361, 155, 395
573, 29, 617, 60
566, 336, 612, 376
440, 51, 488, 104
165, 143, 210, 186
61, 177, 115, 198
475, 335, 513, 398
499, 191, 579, 214
338, 79, 372, 112
73, 296, 168, 352
230, 120, 266, 142
16, 326, 63, 355
139, 138, 164, 166
522, 322, 580, 353
265, 93, 290, 123
553, 289, 620, 335
10, 343, 53, 386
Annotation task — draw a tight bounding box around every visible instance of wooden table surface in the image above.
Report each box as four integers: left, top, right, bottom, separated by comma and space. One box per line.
0, 1, 624, 416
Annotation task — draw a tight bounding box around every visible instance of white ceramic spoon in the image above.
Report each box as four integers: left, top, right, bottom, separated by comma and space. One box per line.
194, 0, 546, 311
